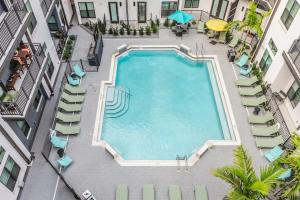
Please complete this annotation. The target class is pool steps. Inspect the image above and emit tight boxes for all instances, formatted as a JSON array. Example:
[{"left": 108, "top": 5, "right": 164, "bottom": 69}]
[{"left": 105, "top": 86, "right": 130, "bottom": 118}]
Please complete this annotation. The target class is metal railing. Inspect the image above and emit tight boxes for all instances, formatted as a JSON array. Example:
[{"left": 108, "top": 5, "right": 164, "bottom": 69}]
[
  {"left": 0, "top": 44, "right": 46, "bottom": 115},
  {"left": 40, "top": 0, "right": 54, "bottom": 16},
  {"left": 0, "top": 0, "right": 28, "bottom": 60},
  {"left": 181, "top": 10, "right": 212, "bottom": 22},
  {"left": 288, "top": 39, "right": 300, "bottom": 73}
]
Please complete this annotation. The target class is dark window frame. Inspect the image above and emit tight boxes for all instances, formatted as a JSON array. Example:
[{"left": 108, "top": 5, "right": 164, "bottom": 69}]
[
  {"left": 259, "top": 49, "right": 272, "bottom": 74},
  {"left": 184, "top": 0, "right": 200, "bottom": 8},
  {"left": 16, "top": 120, "right": 30, "bottom": 138},
  {"left": 161, "top": 1, "right": 178, "bottom": 18},
  {"left": 48, "top": 15, "right": 59, "bottom": 31},
  {"left": 33, "top": 90, "right": 42, "bottom": 110},
  {"left": 280, "top": 0, "right": 300, "bottom": 30},
  {"left": 0, "top": 156, "right": 20, "bottom": 192},
  {"left": 287, "top": 81, "right": 300, "bottom": 107},
  {"left": 46, "top": 54, "right": 54, "bottom": 80},
  {"left": 0, "top": 146, "right": 5, "bottom": 164},
  {"left": 78, "top": 2, "right": 96, "bottom": 18},
  {"left": 137, "top": 2, "right": 147, "bottom": 23},
  {"left": 108, "top": 2, "right": 119, "bottom": 23},
  {"left": 268, "top": 38, "right": 278, "bottom": 55}
]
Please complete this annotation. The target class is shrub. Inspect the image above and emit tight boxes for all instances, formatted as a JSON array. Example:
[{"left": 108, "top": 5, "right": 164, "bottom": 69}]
[
  {"left": 84, "top": 22, "right": 89, "bottom": 27},
  {"left": 133, "top": 29, "right": 137, "bottom": 35},
  {"left": 119, "top": 27, "right": 125, "bottom": 35},
  {"left": 156, "top": 18, "right": 160, "bottom": 26},
  {"left": 113, "top": 28, "right": 118, "bottom": 36},
  {"left": 69, "top": 35, "right": 76, "bottom": 40},
  {"left": 170, "top": 20, "right": 176, "bottom": 27},
  {"left": 126, "top": 27, "right": 131, "bottom": 35},
  {"left": 150, "top": 19, "right": 155, "bottom": 29},
  {"left": 67, "top": 40, "right": 73, "bottom": 45},
  {"left": 163, "top": 18, "right": 169, "bottom": 27},
  {"left": 139, "top": 27, "right": 144, "bottom": 36},
  {"left": 192, "top": 20, "right": 197, "bottom": 25},
  {"left": 63, "top": 49, "right": 71, "bottom": 60},
  {"left": 108, "top": 27, "right": 113, "bottom": 34},
  {"left": 152, "top": 25, "right": 158, "bottom": 34},
  {"left": 145, "top": 26, "right": 151, "bottom": 35}
]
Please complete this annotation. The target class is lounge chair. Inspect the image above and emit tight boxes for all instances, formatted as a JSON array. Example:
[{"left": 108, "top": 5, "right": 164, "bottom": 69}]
[
  {"left": 240, "top": 67, "right": 252, "bottom": 76},
  {"left": 228, "top": 35, "right": 240, "bottom": 48},
  {"left": 143, "top": 184, "right": 155, "bottom": 200},
  {"left": 234, "top": 53, "right": 249, "bottom": 67},
  {"left": 242, "top": 95, "right": 267, "bottom": 107},
  {"left": 207, "top": 30, "right": 215, "bottom": 38},
  {"left": 116, "top": 184, "right": 128, "bottom": 200},
  {"left": 61, "top": 92, "right": 85, "bottom": 103},
  {"left": 67, "top": 75, "right": 80, "bottom": 86},
  {"left": 56, "top": 111, "right": 81, "bottom": 123},
  {"left": 217, "top": 32, "right": 226, "bottom": 44},
  {"left": 50, "top": 135, "right": 68, "bottom": 149},
  {"left": 248, "top": 112, "right": 274, "bottom": 124},
  {"left": 55, "top": 122, "right": 80, "bottom": 135},
  {"left": 194, "top": 185, "right": 208, "bottom": 200},
  {"left": 73, "top": 64, "right": 86, "bottom": 78},
  {"left": 197, "top": 21, "right": 205, "bottom": 34},
  {"left": 278, "top": 168, "right": 292, "bottom": 180},
  {"left": 169, "top": 185, "right": 181, "bottom": 200},
  {"left": 239, "top": 85, "right": 262, "bottom": 96},
  {"left": 64, "top": 84, "right": 86, "bottom": 95},
  {"left": 255, "top": 135, "right": 285, "bottom": 148},
  {"left": 58, "top": 101, "right": 82, "bottom": 112},
  {"left": 264, "top": 145, "right": 284, "bottom": 162},
  {"left": 235, "top": 76, "right": 258, "bottom": 87},
  {"left": 57, "top": 154, "right": 73, "bottom": 168},
  {"left": 251, "top": 124, "right": 279, "bottom": 136}
]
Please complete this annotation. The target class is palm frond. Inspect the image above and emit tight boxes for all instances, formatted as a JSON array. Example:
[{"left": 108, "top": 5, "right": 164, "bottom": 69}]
[{"left": 213, "top": 166, "right": 242, "bottom": 188}]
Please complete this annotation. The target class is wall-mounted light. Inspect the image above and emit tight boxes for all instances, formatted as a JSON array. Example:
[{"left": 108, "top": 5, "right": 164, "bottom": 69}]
[
  {"left": 133, "top": 2, "right": 136, "bottom": 6},
  {"left": 119, "top": 2, "right": 122, "bottom": 6}
]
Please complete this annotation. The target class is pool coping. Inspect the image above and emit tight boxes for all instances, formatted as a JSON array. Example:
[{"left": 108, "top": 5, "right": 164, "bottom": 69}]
[{"left": 92, "top": 45, "right": 241, "bottom": 166}]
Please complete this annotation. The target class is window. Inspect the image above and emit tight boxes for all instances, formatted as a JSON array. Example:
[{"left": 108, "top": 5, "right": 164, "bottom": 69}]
[
  {"left": 184, "top": 0, "right": 200, "bottom": 8},
  {"left": 268, "top": 39, "right": 278, "bottom": 55},
  {"left": 48, "top": 15, "right": 59, "bottom": 31},
  {"left": 0, "top": 156, "right": 20, "bottom": 192},
  {"left": 78, "top": 2, "right": 96, "bottom": 18},
  {"left": 137, "top": 2, "right": 147, "bottom": 23},
  {"left": 16, "top": 120, "right": 30, "bottom": 138},
  {"left": 33, "top": 90, "right": 42, "bottom": 110},
  {"left": 287, "top": 81, "right": 300, "bottom": 107},
  {"left": 280, "top": 0, "right": 300, "bottom": 30},
  {"left": 0, "top": 146, "right": 5, "bottom": 164},
  {"left": 211, "top": 0, "right": 229, "bottom": 19},
  {"left": 161, "top": 1, "right": 178, "bottom": 17},
  {"left": 46, "top": 54, "right": 54, "bottom": 80},
  {"left": 26, "top": 1, "right": 37, "bottom": 33},
  {"left": 108, "top": 2, "right": 119, "bottom": 23},
  {"left": 259, "top": 50, "right": 272, "bottom": 74}
]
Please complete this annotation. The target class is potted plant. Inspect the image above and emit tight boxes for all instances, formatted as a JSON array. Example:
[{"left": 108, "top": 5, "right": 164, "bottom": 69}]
[
  {"left": 163, "top": 18, "right": 169, "bottom": 27},
  {"left": 120, "top": 27, "right": 125, "bottom": 35},
  {"left": 152, "top": 25, "right": 158, "bottom": 34},
  {"left": 133, "top": 28, "right": 137, "bottom": 36},
  {"left": 126, "top": 27, "right": 131, "bottom": 35},
  {"left": 139, "top": 27, "right": 144, "bottom": 36},
  {"left": 108, "top": 27, "right": 113, "bottom": 34},
  {"left": 145, "top": 26, "right": 151, "bottom": 35}
]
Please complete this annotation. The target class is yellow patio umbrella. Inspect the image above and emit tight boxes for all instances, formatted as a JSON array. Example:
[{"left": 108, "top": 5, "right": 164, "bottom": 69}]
[{"left": 206, "top": 19, "right": 228, "bottom": 32}]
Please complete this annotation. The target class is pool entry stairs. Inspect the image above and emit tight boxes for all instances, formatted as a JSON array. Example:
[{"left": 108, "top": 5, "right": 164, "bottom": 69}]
[
  {"left": 105, "top": 86, "right": 130, "bottom": 118},
  {"left": 176, "top": 155, "right": 189, "bottom": 172}
]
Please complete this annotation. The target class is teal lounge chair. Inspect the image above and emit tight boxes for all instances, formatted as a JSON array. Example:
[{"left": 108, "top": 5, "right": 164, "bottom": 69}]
[
  {"left": 73, "top": 64, "right": 86, "bottom": 78},
  {"left": 240, "top": 67, "right": 252, "bottom": 76},
  {"left": 218, "top": 32, "right": 226, "bottom": 44},
  {"left": 61, "top": 92, "right": 85, "bottom": 103},
  {"left": 143, "top": 184, "right": 155, "bottom": 200},
  {"left": 194, "top": 185, "right": 208, "bottom": 200},
  {"left": 64, "top": 84, "right": 86, "bottom": 95},
  {"left": 239, "top": 85, "right": 262, "bottom": 96},
  {"left": 55, "top": 122, "right": 80, "bottom": 135},
  {"left": 251, "top": 124, "right": 279, "bottom": 136},
  {"left": 50, "top": 135, "right": 68, "bottom": 149},
  {"left": 235, "top": 76, "right": 258, "bottom": 87},
  {"left": 264, "top": 146, "right": 284, "bottom": 162},
  {"left": 169, "top": 185, "right": 181, "bottom": 200},
  {"left": 116, "top": 184, "right": 128, "bottom": 200},
  {"left": 234, "top": 53, "right": 249, "bottom": 67},
  {"left": 67, "top": 75, "right": 80, "bottom": 86},
  {"left": 58, "top": 101, "right": 82, "bottom": 112},
  {"left": 255, "top": 135, "right": 285, "bottom": 148},
  {"left": 197, "top": 21, "right": 205, "bottom": 33},
  {"left": 242, "top": 96, "right": 267, "bottom": 107},
  {"left": 56, "top": 111, "right": 81, "bottom": 123},
  {"left": 57, "top": 155, "right": 73, "bottom": 168},
  {"left": 278, "top": 168, "right": 292, "bottom": 180},
  {"left": 248, "top": 112, "right": 274, "bottom": 124},
  {"left": 228, "top": 35, "right": 240, "bottom": 48}
]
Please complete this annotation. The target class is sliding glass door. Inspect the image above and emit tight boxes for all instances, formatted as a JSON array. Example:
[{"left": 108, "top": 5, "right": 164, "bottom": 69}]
[
  {"left": 138, "top": 2, "right": 147, "bottom": 23},
  {"left": 210, "top": 0, "right": 229, "bottom": 19},
  {"left": 108, "top": 2, "right": 119, "bottom": 23}
]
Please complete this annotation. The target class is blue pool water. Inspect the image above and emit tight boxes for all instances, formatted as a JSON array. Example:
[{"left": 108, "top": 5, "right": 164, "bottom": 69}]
[{"left": 101, "top": 50, "right": 230, "bottom": 160}]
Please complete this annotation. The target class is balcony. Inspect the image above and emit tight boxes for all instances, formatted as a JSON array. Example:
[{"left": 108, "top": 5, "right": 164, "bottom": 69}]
[
  {"left": 283, "top": 39, "right": 300, "bottom": 85},
  {"left": 0, "top": 44, "right": 46, "bottom": 116},
  {"left": 41, "top": 0, "right": 55, "bottom": 16},
  {"left": 254, "top": 0, "right": 276, "bottom": 10},
  {"left": 0, "top": 0, "right": 30, "bottom": 61}
]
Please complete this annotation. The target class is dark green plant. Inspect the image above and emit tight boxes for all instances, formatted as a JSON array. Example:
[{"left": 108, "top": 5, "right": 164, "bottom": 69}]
[
  {"left": 170, "top": 20, "right": 176, "bottom": 27},
  {"left": 163, "top": 18, "right": 169, "bottom": 27},
  {"left": 192, "top": 20, "right": 196, "bottom": 25},
  {"left": 108, "top": 27, "right": 113, "bottom": 34},
  {"left": 113, "top": 28, "right": 118, "bottom": 36},
  {"left": 103, "top": 14, "right": 107, "bottom": 34},
  {"left": 84, "top": 22, "right": 89, "bottom": 27},
  {"left": 126, "top": 27, "right": 131, "bottom": 35},
  {"left": 150, "top": 19, "right": 155, "bottom": 29},
  {"left": 133, "top": 29, "right": 137, "bottom": 35},
  {"left": 69, "top": 35, "right": 76, "bottom": 40},
  {"left": 139, "top": 27, "right": 144, "bottom": 36},
  {"left": 120, "top": 27, "right": 125, "bottom": 35},
  {"left": 63, "top": 49, "right": 71, "bottom": 60},
  {"left": 67, "top": 40, "right": 73, "bottom": 45},
  {"left": 97, "top": 18, "right": 103, "bottom": 34},
  {"left": 156, "top": 18, "right": 160, "bottom": 26},
  {"left": 145, "top": 26, "right": 151, "bottom": 35},
  {"left": 152, "top": 25, "right": 158, "bottom": 34}
]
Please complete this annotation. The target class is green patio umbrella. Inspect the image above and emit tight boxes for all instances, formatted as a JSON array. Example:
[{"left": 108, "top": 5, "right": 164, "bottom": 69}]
[{"left": 168, "top": 11, "right": 194, "bottom": 24}]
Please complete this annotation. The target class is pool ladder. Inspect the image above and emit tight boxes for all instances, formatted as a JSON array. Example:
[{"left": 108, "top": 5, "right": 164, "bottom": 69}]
[{"left": 176, "top": 155, "right": 189, "bottom": 173}]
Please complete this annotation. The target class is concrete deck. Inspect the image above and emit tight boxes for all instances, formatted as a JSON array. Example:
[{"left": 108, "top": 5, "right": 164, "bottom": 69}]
[{"left": 20, "top": 24, "right": 268, "bottom": 200}]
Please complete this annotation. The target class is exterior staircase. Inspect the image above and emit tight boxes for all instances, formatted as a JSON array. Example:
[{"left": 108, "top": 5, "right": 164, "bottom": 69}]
[{"left": 105, "top": 86, "right": 130, "bottom": 118}]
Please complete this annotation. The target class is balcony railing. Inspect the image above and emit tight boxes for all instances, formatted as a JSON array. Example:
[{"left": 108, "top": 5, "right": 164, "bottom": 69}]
[
  {"left": 0, "top": 44, "right": 46, "bottom": 116},
  {"left": 0, "top": 0, "right": 28, "bottom": 60},
  {"left": 41, "top": 0, "right": 54, "bottom": 16}
]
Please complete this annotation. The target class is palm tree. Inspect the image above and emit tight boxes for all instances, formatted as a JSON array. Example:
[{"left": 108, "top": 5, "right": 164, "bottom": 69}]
[{"left": 213, "top": 146, "right": 284, "bottom": 200}]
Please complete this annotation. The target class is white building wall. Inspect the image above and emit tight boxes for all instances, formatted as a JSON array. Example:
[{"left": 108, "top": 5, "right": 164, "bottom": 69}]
[
  {"left": 255, "top": 0, "right": 300, "bottom": 130},
  {"left": 61, "top": 0, "right": 74, "bottom": 25}
]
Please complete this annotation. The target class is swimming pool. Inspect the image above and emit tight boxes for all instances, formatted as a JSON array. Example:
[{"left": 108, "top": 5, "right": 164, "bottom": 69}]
[{"left": 98, "top": 47, "right": 237, "bottom": 162}]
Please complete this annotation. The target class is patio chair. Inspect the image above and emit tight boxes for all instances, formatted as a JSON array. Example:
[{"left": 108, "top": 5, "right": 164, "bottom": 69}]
[
  {"left": 242, "top": 95, "right": 267, "bottom": 107},
  {"left": 207, "top": 30, "right": 215, "bottom": 38},
  {"left": 56, "top": 111, "right": 81, "bottom": 123},
  {"left": 55, "top": 122, "right": 80, "bottom": 135},
  {"left": 50, "top": 134, "right": 68, "bottom": 149},
  {"left": 264, "top": 145, "right": 284, "bottom": 162},
  {"left": 57, "top": 154, "right": 73, "bottom": 168},
  {"left": 197, "top": 21, "right": 205, "bottom": 34},
  {"left": 64, "top": 84, "right": 86, "bottom": 95},
  {"left": 240, "top": 67, "right": 252, "bottom": 76},
  {"left": 143, "top": 184, "right": 155, "bottom": 200},
  {"left": 58, "top": 101, "right": 82, "bottom": 112},
  {"left": 235, "top": 76, "right": 258, "bottom": 87},
  {"left": 73, "top": 64, "right": 86, "bottom": 78},
  {"left": 239, "top": 85, "right": 262, "bottom": 96},
  {"left": 67, "top": 75, "right": 80, "bottom": 86},
  {"left": 248, "top": 112, "right": 274, "bottom": 124},
  {"left": 169, "top": 185, "right": 181, "bottom": 200},
  {"left": 251, "top": 124, "right": 279, "bottom": 137},
  {"left": 278, "top": 168, "right": 292, "bottom": 180},
  {"left": 217, "top": 32, "right": 226, "bottom": 44},
  {"left": 116, "top": 184, "right": 128, "bottom": 200},
  {"left": 61, "top": 92, "right": 85, "bottom": 103},
  {"left": 234, "top": 53, "right": 249, "bottom": 67},
  {"left": 228, "top": 35, "right": 240, "bottom": 48},
  {"left": 255, "top": 135, "right": 285, "bottom": 148},
  {"left": 194, "top": 185, "right": 208, "bottom": 200}
]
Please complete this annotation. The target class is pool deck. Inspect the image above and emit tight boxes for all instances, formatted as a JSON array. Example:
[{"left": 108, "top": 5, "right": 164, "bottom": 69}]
[{"left": 20, "top": 24, "right": 268, "bottom": 200}]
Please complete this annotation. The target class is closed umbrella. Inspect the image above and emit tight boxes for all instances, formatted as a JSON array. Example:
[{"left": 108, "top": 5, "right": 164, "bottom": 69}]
[{"left": 168, "top": 11, "right": 194, "bottom": 24}]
